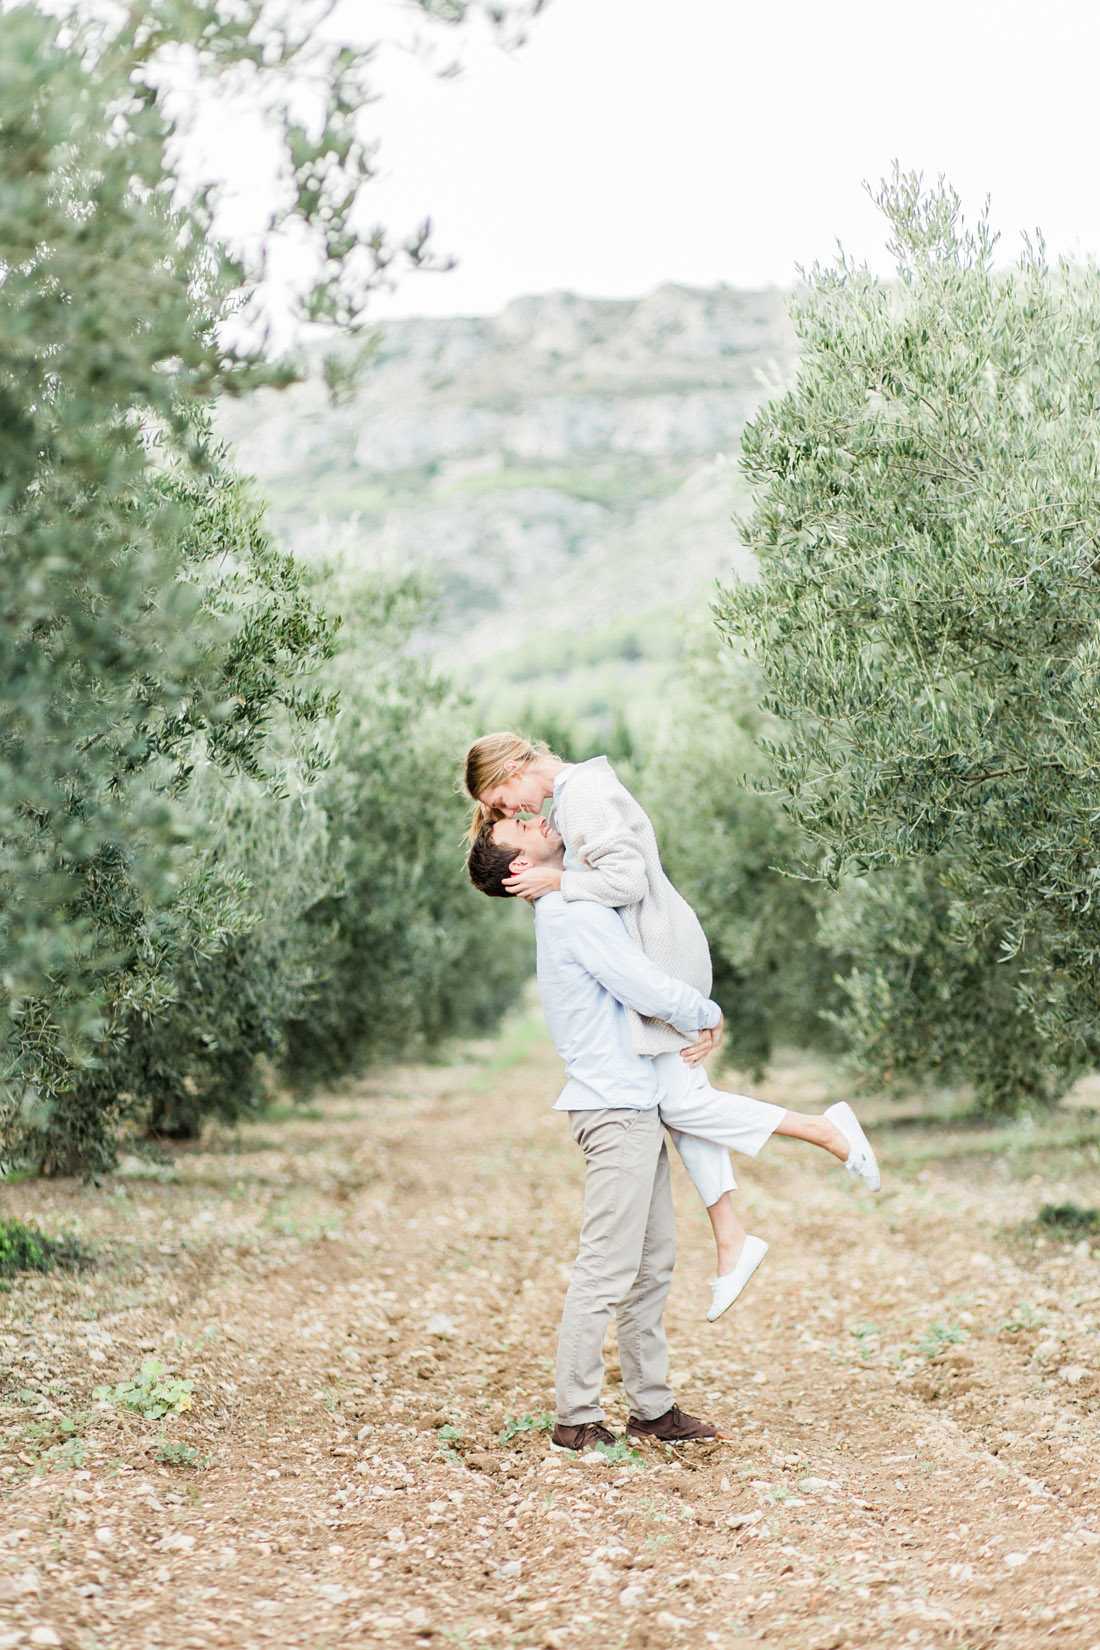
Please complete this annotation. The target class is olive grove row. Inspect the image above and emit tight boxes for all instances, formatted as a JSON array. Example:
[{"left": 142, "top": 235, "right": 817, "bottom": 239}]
[
  {"left": 652, "top": 173, "right": 1100, "bottom": 1113},
  {"left": 0, "top": 0, "right": 526, "bottom": 1174}
]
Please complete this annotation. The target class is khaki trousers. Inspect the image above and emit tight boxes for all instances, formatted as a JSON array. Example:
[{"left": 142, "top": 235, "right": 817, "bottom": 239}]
[{"left": 556, "top": 1107, "right": 676, "bottom": 1426}]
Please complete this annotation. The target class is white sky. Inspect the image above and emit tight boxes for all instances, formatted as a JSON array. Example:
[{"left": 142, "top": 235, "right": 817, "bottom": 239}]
[
  {"left": 346, "top": 0, "right": 1100, "bottom": 318},
  {"left": 184, "top": 0, "right": 1100, "bottom": 328}
]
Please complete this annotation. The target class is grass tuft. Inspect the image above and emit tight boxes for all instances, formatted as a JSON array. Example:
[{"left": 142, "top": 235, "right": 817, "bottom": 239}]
[
  {"left": 916, "top": 1319, "right": 967, "bottom": 1359},
  {"left": 0, "top": 1218, "right": 91, "bottom": 1279},
  {"left": 1037, "top": 1201, "right": 1100, "bottom": 1235},
  {"left": 498, "top": 1411, "right": 553, "bottom": 1444}
]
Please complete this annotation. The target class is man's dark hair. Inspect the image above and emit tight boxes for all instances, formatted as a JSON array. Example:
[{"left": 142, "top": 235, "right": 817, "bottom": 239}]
[{"left": 467, "top": 820, "right": 518, "bottom": 898}]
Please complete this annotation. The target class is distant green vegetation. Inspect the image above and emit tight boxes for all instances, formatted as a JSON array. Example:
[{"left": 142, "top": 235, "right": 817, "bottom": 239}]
[
  {"left": 437, "top": 461, "right": 684, "bottom": 509},
  {"left": 280, "top": 578, "right": 531, "bottom": 1093},
  {"left": 266, "top": 478, "right": 398, "bottom": 524},
  {"left": 466, "top": 605, "right": 692, "bottom": 754},
  {"left": 471, "top": 607, "right": 684, "bottom": 686},
  {"left": 638, "top": 646, "right": 846, "bottom": 1074},
  {"left": 262, "top": 458, "right": 687, "bottom": 535}
]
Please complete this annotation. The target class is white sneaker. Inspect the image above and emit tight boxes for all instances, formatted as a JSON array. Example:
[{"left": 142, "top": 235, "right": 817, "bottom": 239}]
[
  {"left": 825, "top": 1100, "right": 880, "bottom": 1192},
  {"left": 706, "top": 1235, "right": 769, "bottom": 1322}
]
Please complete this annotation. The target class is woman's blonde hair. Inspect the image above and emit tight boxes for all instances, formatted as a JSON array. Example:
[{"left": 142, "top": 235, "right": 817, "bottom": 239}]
[{"left": 463, "top": 731, "right": 551, "bottom": 842}]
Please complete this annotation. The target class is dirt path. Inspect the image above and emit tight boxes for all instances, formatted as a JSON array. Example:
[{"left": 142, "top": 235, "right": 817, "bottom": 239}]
[{"left": 3, "top": 1013, "right": 1100, "bottom": 1650}]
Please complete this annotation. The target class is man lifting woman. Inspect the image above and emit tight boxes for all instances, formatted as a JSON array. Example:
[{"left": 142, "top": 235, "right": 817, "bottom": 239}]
[{"left": 464, "top": 735, "right": 879, "bottom": 1452}]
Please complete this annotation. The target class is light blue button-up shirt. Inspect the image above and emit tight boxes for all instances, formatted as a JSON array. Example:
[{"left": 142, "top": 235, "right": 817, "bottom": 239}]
[{"left": 532, "top": 892, "right": 721, "bottom": 1112}]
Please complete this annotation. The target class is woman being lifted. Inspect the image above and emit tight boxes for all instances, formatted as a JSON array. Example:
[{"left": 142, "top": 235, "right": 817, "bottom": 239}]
[{"left": 464, "top": 732, "right": 879, "bottom": 1322}]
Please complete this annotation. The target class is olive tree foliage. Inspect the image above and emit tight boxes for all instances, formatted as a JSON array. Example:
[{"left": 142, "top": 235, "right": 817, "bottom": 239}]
[
  {"left": 0, "top": 0, "right": 387, "bottom": 1169},
  {"left": 816, "top": 862, "right": 1060, "bottom": 1111},
  {"left": 718, "top": 171, "right": 1100, "bottom": 1108},
  {"left": 640, "top": 643, "right": 845, "bottom": 1077},
  {"left": 282, "top": 578, "right": 530, "bottom": 1092},
  {"left": 1, "top": 0, "right": 538, "bottom": 1171},
  {"left": 3, "top": 417, "right": 340, "bottom": 1173},
  {"left": 59, "top": 772, "right": 336, "bottom": 1165}
]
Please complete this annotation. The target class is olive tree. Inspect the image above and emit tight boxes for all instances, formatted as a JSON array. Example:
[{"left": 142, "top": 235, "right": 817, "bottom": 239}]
[
  {"left": 1, "top": 0, "right": 539, "bottom": 1171},
  {"left": 282, "top": 577, "right": 530, "bottom": 1092},
  {"left": 719, "top": 171, "right": 1100, "bottom": 1108},
  {"left": 641, "top": 644, "right": 845, "bottom": 1076}
]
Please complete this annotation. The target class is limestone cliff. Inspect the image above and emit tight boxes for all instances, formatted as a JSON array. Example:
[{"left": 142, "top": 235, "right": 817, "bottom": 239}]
[{"left": 218, "top": 283, "right": 798, "bottom": 734}]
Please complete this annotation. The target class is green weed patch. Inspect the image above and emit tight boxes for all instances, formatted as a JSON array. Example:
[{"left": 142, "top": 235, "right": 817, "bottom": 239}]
[
  {"left": 498, "top": 1411, "right": 554, "bottom": 1444},
  {"left": 94, "top": 1358, "right": 194, "bottom": 1420},
  {"left": 154, "top": 1439, "right": 211, "bottom": 1468},
  {"left": 1037, "top": 1201, "right": 1100, "bottom": 1236},
  {"left": 594, "top": 1438, "right": 643, "bottom": 1465},
  {"left": 916, "top": 1320, "right": 967, "bottom": 1359},
  {"left": 0, "top": 1218, "right": 91, "bottom": 1279}
]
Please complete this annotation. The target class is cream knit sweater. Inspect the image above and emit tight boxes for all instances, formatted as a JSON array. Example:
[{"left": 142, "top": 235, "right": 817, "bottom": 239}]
[{"left": 554, "top": 756, "right": 714, "bottom": 1056}]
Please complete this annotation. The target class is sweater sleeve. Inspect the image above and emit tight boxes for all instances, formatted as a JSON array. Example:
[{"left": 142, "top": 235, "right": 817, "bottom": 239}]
[
  {"left": 557, "top": 780, "right": 649, "bottom": 908},
  {"left": 565, "top": 905, "right": 721, "bottom": 1033}
]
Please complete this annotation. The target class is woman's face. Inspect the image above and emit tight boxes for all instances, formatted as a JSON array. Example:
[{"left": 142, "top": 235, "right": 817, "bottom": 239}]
[{"left": 478, "top": 762, "right": 551, "bottom": 818}]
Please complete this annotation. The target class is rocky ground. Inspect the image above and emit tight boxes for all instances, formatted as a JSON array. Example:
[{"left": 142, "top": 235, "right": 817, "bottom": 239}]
[{"left": 3, "top": 1013, "right": 1100, "bottom": 1650}]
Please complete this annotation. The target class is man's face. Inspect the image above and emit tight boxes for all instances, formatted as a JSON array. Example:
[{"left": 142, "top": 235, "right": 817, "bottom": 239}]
[{"left": 491, "top": 814, "right": 563, "bottom": 868}]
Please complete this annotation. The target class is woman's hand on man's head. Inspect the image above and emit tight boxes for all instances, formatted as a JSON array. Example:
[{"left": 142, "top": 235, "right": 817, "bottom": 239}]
[{"left": 503, "top": 863, "right": 563, "bottom": 902}]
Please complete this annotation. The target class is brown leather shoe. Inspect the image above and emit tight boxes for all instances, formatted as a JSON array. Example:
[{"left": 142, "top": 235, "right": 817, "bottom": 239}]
[
  {"left": 626, "top": 1405, "right": 732, "bottom": 1443},
  {"left": 550, "top": 1420, "right": 617, "bottom": 1453}
]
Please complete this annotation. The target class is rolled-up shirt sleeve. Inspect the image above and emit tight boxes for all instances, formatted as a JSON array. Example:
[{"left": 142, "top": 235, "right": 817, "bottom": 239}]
[{"left": 565, "top": 904, "right": 721, "bottom": 1035}]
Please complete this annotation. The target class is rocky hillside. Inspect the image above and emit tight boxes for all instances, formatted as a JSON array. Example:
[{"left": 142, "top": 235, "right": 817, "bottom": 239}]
[{"left": 218, "top": 284, "right": 798, "bottom": 739}]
